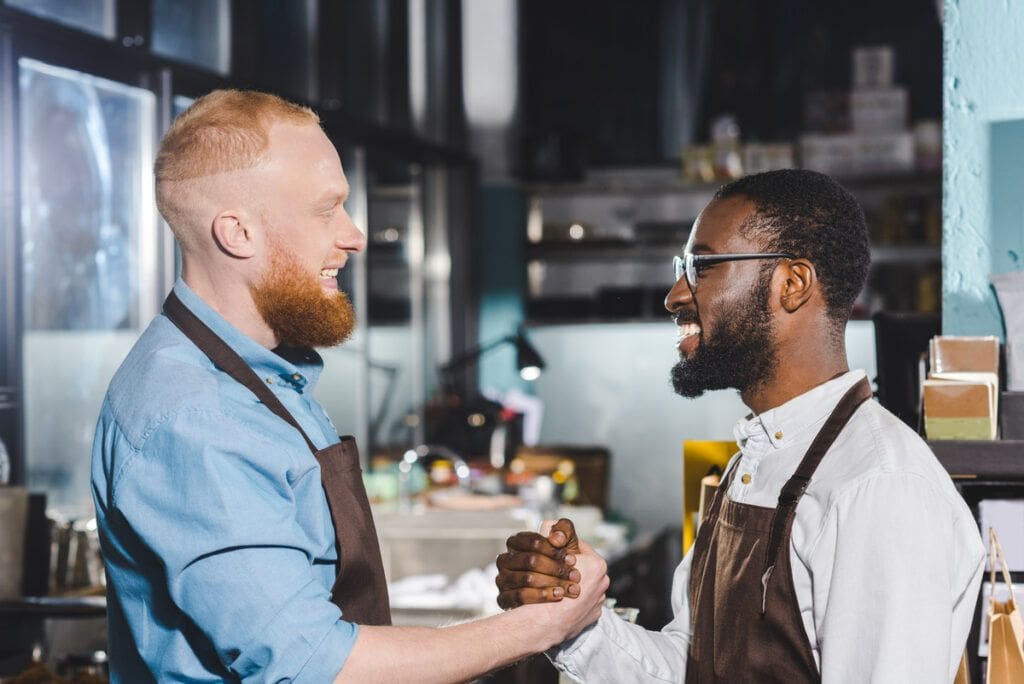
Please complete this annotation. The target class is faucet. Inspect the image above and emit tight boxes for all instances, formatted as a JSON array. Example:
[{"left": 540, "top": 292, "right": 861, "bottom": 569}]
[{"left": 397, "top": 444, "right": 471, "bottom": 511}]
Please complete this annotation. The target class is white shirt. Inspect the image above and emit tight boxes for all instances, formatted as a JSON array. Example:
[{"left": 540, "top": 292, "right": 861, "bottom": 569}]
[{"left": 551, "top": 370, "right": 985, "bottom": 683}]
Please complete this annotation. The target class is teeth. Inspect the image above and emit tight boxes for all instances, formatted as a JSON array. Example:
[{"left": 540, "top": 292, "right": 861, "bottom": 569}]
[
  {"left": 677, "top": 323, "right": 701, "bottom": 338},
  {"left": 319, "top": 268, "right": 339, "bottom": 278}
]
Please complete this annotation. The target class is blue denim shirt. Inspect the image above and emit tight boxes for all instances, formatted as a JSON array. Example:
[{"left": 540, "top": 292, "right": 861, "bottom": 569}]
[{"left": 92, "top": 279, "right": 359, "bottom": 683}]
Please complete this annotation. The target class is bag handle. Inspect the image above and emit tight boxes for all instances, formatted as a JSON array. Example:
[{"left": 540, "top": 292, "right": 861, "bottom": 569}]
[{"left": 989, "top": 527, "right": 1016, "bottom": 606}]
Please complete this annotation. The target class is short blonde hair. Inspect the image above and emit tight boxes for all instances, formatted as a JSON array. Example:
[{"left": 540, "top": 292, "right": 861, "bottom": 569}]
[{"left": 155, "top": 89, "right": 320, "bottom": 250}]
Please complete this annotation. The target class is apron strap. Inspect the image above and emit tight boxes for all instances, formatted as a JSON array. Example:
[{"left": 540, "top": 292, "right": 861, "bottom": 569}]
[
  {"left": 701, "top": 457, "right": 743, "bottom": 530},
  {"left": 761, "top": 377, "right": 873, "bottom": 612},
  {"left": 163, "top": 291, "right": 319, "bottom": 455}
]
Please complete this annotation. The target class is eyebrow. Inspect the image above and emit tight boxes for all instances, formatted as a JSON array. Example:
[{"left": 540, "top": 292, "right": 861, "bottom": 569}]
[
  {"left": 312, "top": 191, "right": 346, "bottom": 210},
  {"left": 688, "top": 242, "right": 715, "bottom": 254}
]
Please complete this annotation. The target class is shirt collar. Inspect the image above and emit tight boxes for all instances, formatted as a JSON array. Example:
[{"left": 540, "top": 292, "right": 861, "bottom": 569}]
[
  {"left": 732, "top": 370, "right": 868, "bottom": 449},
  {"left": 169, "top": 278, "right": 324, "bottom": 392}
]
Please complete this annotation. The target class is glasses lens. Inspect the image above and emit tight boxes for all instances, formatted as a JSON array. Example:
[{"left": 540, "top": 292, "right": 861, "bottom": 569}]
[
  {"left": 672, "top": 255, "right": 684, "bottom": 282},
  {"left": 685, "top": 253, "right": 698, "bottom": 292}
]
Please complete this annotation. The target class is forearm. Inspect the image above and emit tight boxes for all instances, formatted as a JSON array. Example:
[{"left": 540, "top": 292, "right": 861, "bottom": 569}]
[{"left": 334, "top": 606, "right": 560, "bottom": 684}]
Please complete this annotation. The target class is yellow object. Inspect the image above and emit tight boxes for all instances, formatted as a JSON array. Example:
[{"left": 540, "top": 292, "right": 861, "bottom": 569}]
[
  {"left": 683, "top": 440, "right": 738, "bottom": 552},
  {"left": 741, "top": 473, "right": 752, "bottom": 485}
]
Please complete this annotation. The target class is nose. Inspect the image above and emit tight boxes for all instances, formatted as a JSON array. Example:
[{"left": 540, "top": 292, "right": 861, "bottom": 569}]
[
  {"left": 337, "top": 210, "right": 367, "bottom": 253},
  {"left": 664, "top": 276, "right": 694, "bottom": 313}
]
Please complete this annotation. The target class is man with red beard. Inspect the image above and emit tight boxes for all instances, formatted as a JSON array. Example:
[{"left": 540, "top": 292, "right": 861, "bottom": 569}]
[
  {"left": 495, "top": 170, "right": 985, "bottom": 682},
  {"left": 91, "top": 90, "right": 608, "bottom": 683}
]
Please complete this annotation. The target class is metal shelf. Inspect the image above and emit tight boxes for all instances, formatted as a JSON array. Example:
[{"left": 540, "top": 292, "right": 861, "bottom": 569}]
[
  {"left": 525, "top": 171, "right": 941, "bottom": 198},
  {"left": 525, "top": 241, "right": 941, "bottom": 264},
  {"left": 0, "top": 596, "right": 105, "bottom": 618},
  {"left": 869, "top": 244, "right": 941, "bottom": 264}
]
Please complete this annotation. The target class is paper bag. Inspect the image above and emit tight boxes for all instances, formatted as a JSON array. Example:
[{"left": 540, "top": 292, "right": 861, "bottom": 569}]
[
  {"left": 954, "top": 650, "right": 970, "bottom": 684},
  {"left": 987, "top": 527, "right": 1024, "bottom": 684}
]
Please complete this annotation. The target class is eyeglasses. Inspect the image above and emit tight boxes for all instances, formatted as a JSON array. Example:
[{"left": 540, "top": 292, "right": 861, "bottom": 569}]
[{"left": 672, "top": 252, "right": 796, "bottom": 293}]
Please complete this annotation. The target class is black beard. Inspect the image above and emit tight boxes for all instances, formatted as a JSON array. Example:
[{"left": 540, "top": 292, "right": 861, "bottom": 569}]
[{"left": 670, "top": 271, "right": 778, "bottom": 398}]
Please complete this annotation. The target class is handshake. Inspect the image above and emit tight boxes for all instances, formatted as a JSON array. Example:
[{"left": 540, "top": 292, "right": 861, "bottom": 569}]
[{"left": 493, "top": 518, "right": 611, "bottom": 644}]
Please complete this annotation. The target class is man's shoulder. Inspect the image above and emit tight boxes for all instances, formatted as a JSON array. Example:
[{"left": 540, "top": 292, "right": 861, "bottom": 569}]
[
  {"left": 103, "top": 315, "right": 224, "bottom": 447},
  {"left": 814, "top": 399, "right": 959, "bottom": 504}
]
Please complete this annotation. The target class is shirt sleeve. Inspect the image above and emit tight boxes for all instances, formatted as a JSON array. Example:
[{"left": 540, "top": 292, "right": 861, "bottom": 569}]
[
  {"left": 807, "top": 471, "right": 981, "bottom": 683},
  {"left": 548, "top": 550, "right": 693, "bottom": 682},
  {"left": 111, "top": 408, "right": 357, "bottom": 683}
]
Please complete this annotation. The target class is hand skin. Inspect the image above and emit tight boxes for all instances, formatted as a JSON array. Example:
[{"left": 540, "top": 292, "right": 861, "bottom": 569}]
[
  {"left": 333, "top": 538, "right": 609, "bottom": 683},
  {"left": 496, "top": 518, "right": 584, "bottom": 609}
]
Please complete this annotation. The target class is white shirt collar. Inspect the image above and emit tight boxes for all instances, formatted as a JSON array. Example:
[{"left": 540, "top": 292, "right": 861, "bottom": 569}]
[{"left": 732, "top": 370, "right": 868, "bottom": 449}]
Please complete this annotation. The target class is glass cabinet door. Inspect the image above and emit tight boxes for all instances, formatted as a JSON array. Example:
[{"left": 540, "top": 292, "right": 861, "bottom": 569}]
[
  {"left": 19, "top": 58, "right": 157, "bottom": 518},
  {"left": 316, "top": 146, "right": 371, "bottom": 453},
  {"left": 5, "top": 0, "right": 115, "bottom": 38},
  {"left": 364, "top": 160, "right": 426, "bottom": 454},
  {"left": 319, "top": 155, "right": 429, "bottom": 458}
]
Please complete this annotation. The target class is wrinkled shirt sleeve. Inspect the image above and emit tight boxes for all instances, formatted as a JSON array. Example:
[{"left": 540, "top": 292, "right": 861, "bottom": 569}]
[
  {"left": 111, "top": 409, "right": 357, "bottom": 683},
  {"left": 808, "top": 471, "right": 985, "bottom": 683},
  {"left": 548, "top": 550, "right": 693, "bottom": 682}
]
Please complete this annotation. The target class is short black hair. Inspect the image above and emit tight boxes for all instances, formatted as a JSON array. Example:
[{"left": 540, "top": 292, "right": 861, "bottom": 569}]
[{"left": 713, "top": 169, "right": 870, "bottom": 326}]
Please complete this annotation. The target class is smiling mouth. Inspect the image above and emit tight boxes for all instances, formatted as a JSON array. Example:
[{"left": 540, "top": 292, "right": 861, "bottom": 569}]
[
  {"left": 676, "top": 321, "right": 701, "bottom": 354},
  {"left": 318, "top": 266, "right": 342, "bottom": 291}
]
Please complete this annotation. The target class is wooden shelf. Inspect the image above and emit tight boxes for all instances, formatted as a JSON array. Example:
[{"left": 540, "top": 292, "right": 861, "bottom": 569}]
[{"left": 928, "top": 440, "right": 1024, "bottom": 480}]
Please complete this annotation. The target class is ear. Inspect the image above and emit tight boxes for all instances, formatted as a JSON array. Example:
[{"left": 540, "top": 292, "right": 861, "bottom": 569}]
[
  {"left": 777, "top": 258, "right": 816, "bottom": 313},
  {"left": 211, "top": 210, "right": 257, "bottom": 259}
]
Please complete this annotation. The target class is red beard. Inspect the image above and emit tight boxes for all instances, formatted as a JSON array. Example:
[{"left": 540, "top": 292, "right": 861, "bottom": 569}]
[{"left": 251, "top": 243, "right": 356, "bottom": 348}]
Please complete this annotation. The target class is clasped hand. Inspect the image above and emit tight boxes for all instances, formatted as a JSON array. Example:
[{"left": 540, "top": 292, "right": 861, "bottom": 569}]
[{"left": 494, "top": 518, "right": 609, "bottom": 643}]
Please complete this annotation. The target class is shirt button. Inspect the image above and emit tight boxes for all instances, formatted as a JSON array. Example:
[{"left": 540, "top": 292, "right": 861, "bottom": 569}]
[
  {"left": 741, "top": 473, "right": 752, "bottom": 485},
  {"left": 265, "top": 377, "right": 273, "bottom": 384},
  {"left": 774, "top": 430, "right": 784, "bottom": 440}
]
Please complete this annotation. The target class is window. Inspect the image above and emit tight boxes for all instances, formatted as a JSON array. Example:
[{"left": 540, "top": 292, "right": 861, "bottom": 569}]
[
  {"left": 19, "top": 58, "right": 156, "bottom": 516},
  {"left": 5, "top": 0, "right": 115, "bottom": 38},
  {"left": 152, "top": 0, "right": 231, "bottom": 75}
]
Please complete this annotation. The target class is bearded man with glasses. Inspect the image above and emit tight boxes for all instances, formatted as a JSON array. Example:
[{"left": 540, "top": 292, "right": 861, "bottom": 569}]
[{"left": 495, "top": 169, "right": 984, "bottom": 683}]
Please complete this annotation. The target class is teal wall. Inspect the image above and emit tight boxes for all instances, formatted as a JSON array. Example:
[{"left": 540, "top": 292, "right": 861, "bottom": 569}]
[
  {"left": 943, "top": 2, "right": 1024, "bottom": 336},
  {"left": 477, "top": 182, "right": 528, "bottom": 393}
]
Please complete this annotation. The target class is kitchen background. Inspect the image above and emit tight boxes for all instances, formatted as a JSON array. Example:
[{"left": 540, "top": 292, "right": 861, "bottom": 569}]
[{"left": 0, "top": 0, "right": 1020, "bottom": 681}]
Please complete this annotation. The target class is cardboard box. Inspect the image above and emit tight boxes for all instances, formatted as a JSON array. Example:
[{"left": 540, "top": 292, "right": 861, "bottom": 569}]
[
  {"left": 930, "top": 336, "right": 1001, "bottom": 374},
  {"left": 851, "top": 87, "right": 909, "bottom": 134},
  {"left": 924, "top": 378, "right": 998, "bottom": 440},
  {"left": 743, "top": 143, "right": 796, "bottom": 175},
  {"left": 853, "top": 45, "right": 895, "bottom": 88},
  {"left": 800, "top": 132, "right": 914, "bottom": 177}
]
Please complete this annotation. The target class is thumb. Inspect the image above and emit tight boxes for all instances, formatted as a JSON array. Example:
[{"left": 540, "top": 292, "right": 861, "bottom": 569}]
[{"left": 548, "top": 518, "right": 580, "bottom": 553}]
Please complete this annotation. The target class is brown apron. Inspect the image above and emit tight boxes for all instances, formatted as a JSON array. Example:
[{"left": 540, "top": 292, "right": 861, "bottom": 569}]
[
  {"left": 163, "top": 292, "right": 392, "bottom": 626},
  {"left": 686, "top": 378, "right": 872, "bottom": 683}
]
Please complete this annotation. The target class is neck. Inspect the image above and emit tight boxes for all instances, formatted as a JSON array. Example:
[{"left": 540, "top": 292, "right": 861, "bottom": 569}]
[
  {"left": 741, "top": 339, "right": 850, "bottom": 415},
  {"left": 181, "top": 262, "right": 279, "bottom": 349}
]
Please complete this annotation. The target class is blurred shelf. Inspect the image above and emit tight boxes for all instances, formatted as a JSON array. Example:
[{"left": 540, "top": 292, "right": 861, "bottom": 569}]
[
  {"left": 0, "top": 596, "right": 106, "bottom": 618},
  {"left": 526, "top": 171, "right": 940, "bottom": 198},
  {"left": 928, "top": 440, "right": 1024, "bottom": 480},
  {"left": 525, "top": 241, "right": 940, "bottom": 264},
  {"left": 869, "top": 244, "right": 941, "bottom": 264},
  {"left": 524, "top": 170, "right": 942, "bottom": 324},
  {"left": 526, "top": 240, "right": 682, "bottom": 262},
  {"left": 526, "top": 315, "right": 670, "bottom": 327}
]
